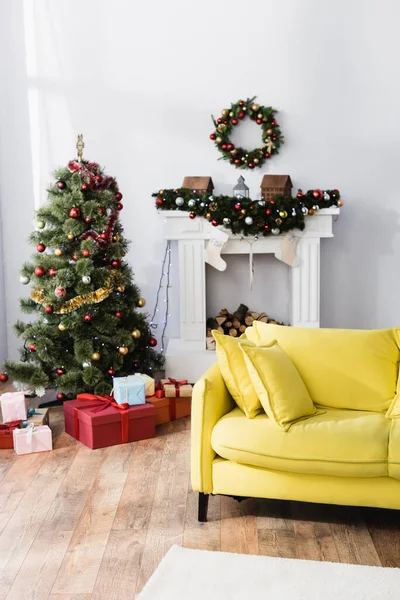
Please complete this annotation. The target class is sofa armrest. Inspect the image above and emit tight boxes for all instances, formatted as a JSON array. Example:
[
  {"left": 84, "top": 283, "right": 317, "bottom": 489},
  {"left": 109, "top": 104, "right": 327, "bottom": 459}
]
[{"left": 191, "top": 362, "right": 235, "bottom": 494}]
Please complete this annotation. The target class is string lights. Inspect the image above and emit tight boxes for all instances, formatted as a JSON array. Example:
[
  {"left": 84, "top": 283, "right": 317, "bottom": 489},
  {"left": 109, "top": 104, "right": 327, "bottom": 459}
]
[{"left": 149, "top": 240, "right": 172, "bottom": 354}]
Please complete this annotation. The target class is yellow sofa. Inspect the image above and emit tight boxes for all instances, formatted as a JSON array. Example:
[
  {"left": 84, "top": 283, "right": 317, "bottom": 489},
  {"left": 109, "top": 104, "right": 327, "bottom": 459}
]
[{"left": 191, "top": 324, "right": 400, "bottom": 521}]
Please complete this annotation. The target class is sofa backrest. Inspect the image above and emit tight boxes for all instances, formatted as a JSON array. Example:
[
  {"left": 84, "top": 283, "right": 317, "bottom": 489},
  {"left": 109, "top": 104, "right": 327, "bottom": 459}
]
[{"left": 246, "top": 323, "right": 400, "bottom": 412}]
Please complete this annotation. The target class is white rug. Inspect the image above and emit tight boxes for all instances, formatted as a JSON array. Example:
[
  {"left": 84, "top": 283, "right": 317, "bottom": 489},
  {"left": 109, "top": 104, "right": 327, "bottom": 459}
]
[{"left": 138, "top": 545, "right": 400, "bottom": 599}]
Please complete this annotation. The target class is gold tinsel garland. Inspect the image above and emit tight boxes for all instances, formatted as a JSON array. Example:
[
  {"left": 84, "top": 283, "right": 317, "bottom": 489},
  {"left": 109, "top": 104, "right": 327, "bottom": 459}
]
[{"left": 32, "top": 273, "right": 119, "bottom": 314}]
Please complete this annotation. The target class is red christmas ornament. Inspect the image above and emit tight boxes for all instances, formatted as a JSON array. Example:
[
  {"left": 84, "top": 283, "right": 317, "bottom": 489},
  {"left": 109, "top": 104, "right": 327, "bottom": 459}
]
[
  {"left": 56, "top": 392, "right": 66, "bottom": 400},
  {"left": 264, "top": 153, "right": 271, "bottom": 158},
  {"left": 99, "top": 207, "right": 106, "bottom": 215},
  {"left": 111, "top": 259, "right": 121, "bottom": 269},
  {"left": 34, "top": 266, "right": 45, "bottom": 277},
  {"left": 49, "top": 267, "right": 57, "bottom": 277},
  {"left": 116, "top": 202, "right": 123, "bottom": 210},
  {"left": 211, "top": 219, "right": 219, "bottom": 227},
  {"left": 149, "top": 337, "right": 157, "bottom": 347},
  {"left": 115, "top": 192, "right": 123, "bottom": 201},
  {"left": 239, "top": 100, "right": 245, "bottom": 106},
  {"left": 54, "top": 287, "right": 66, "bottom": 298},
  {"left": 82, "top": 249, "right": 90, "bottom": 258},
  {"left": 29, "top": 344, "right": 36, "bottom": 352},
  {"left": 189, "top": 213, "right": 196, "bottom": 219},
  {"left": 270, "top": 200, "right": 275, "bottom": 205},
  {"left": 221, "top": 144, "right": 227, "bottom": 150},
  {"left": 100, "top": 232, "right": 107, "bottom": 240},
  {"left": 271, "top": 120, "right": 277, "bottom": 126},
  {"left": 45, "top": 305, "right": 53, "bottom": 314},
  {"left": 227, "top": 144, "right": 234, "bottom": 150},
  {"left": 69, "top": 207, "right": 81, "bottom": 219},
  {"left": 81, "top": 183, "right": 88, "bottom": 191},
  {"left": 297, "top": 192, "right": 304, "bottom": 199},
  {"left": 234, "top": 159, "right": 241, "bottom": 165},
  {"left": 266, "top": 209, "right": 272, "bottom": 215},
  {"left": 57, "top": 180, "right": 66, "bottom": 190},
  {"left": 116, "top": 311, "right": 124, "bottom": 319},
  {"left": 313, "top": 189, "right": 323, "bottom": 200},
  {"left": 217, "top": 118, "right": 223, "bottom": 124},
  {"left": 36, "top": 243, "right": 45, "bottom": 253},
  {"left": 107, "top": 368, "right": 115, "bottom": 376},
  {"left": 238, "top": 111, "right": 245, "bottom": 119},
  {"left": 234, "top": 202, "right": 242, "bottom": 210},
  {"left": 256, "top": 119, "right": 262, "bottom": 125},
  {"left": 95, "top": 175, "right": 103, "bottom": 183},
  {"left": 0, "top": 373, "right": 9, "bottom": 383},
  {"left": 83, "top": 314, "right": 92, "bottom": 322},
  {"left": 209, "top": 133, "right": 216, "bottom": 140},
  {"left": 72, "top": 253, "right": 78, "bottom": 261},
  {"left": 272, "top": 135, "right": 277, "bottom": 141},
  {"left": 264, "top": 224, "right": 270, "bottom": 230},
  {"left": 84, "top": 217, "right": 92, "bottom": 224},
  {"left": 231, "top": 119, "right": 238, "bottom": 126},
  {"left": 155, "top": 197, "right": 164, "bottom": 206},
  {"left": 248, "top": 163, "right": 255, "bottom": 169},
  {"left": 56, "top": 368, "right": 65, "bottom": 376}
]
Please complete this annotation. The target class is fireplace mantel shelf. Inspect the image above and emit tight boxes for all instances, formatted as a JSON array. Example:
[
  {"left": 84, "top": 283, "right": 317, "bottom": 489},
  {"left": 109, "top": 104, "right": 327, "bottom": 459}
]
[{"left": 161, "top": 208, "right": 340, "bottom": 380}]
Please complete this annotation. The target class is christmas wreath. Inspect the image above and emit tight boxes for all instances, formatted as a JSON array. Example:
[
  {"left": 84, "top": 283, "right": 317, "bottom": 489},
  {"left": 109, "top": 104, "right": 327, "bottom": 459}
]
[
  {"left": 210, "top": 97, "right": 283, "bottom": 169},
  {"left": 154, "top": 188, "right": 343, "bottom": 237}
]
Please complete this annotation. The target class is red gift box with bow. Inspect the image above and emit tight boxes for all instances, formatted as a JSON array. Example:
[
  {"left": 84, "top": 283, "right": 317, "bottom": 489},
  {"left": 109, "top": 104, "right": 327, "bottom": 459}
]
[
  {"left": 0, "top": 420, "right": 22, "bottom": 449},
  {"left": 64, "top": 394, "right": 155, "bottom": 449}
]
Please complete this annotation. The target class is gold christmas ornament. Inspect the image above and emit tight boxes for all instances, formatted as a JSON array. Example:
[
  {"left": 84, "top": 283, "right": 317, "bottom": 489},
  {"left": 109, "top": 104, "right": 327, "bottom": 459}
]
[
  {"left": 54, "top": 248, "right": 63, "bottom": 257},
  {"left": 241, "top": 209, "right": 246, "bottom": 215},
  {"left": 251, "top": 103, "right": 260, "bottom": 111},
  {"left": 221, "top": 108, "right": 229, "bottom": 117},
  {"left": 308, "top": 208, "right": 315, "bottom": 216},
  {"left": 137, "top": 297, "right": 146, "bottom": 308},
  {"left": 257, "top": 113, "right": 263, "bottom": 119},
  {"left": 205, "top": 212, "right": 211, "bottom": 219},
  {"left": 113, "top": 235, "right": 120, "bottom": 242},
  {"left": 217, "top": 123, "right": 227, "bottom": 133},
  {"left": 58, "top": 323, "right": 67, "bottom": 331},
  {"left": 209, "top": 202, "right": 217, "bottom": 211},
  {"left": 131, "top": 329, "right": 141, "bottom": 339},
  {"left": 117, "top": 285, "right": 125, "bottom": 293},
  {"left": 91, "top": 352, "right": 101, "bottom": 360},
  {"left": 230, "top": 149, "right": 237, "bottom": 156},
  {"left": 253, "top": 158, "right": 259, "bottom": 164},
  {"left": 229, "top": 111, "right": 234, "bottom": 117},
  {"left": 275, "top": 218, "right": 283, "bottom": 225},
  {"left": 159, "top": 189, "right": 164, "bottom": 195},
  {"left": 279, "top": 210, "right": 288, "bottom": 218},
  {"left": 119, "top": 346, "right": 129, "bottom": 355},
  {"left": 266, "top": 129, "right": 273, "bottom": 135},
  {"left": 67, "top": 233, "right": 74, "bottom": 241},
  {"left": 337, "top": 199, "right": 344, "bottom": 207},
  {"left": 216, "top": 136, "right": 222, "bottom": 143}
]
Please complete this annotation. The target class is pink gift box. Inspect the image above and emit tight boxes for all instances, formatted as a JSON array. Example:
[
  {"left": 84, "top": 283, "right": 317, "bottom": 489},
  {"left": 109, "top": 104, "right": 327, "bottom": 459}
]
[
  {"left": 1, "top": 392, "right": 27, "bottom": 423},
  {"left": 13, "top": 425, "right": 52, "bottom": 455}
]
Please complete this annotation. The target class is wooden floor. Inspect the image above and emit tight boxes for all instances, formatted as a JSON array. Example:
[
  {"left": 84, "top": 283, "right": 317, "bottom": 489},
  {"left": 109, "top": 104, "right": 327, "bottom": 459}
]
[{"left": 1, "top": 405, "right": 400, "bottom": 599}]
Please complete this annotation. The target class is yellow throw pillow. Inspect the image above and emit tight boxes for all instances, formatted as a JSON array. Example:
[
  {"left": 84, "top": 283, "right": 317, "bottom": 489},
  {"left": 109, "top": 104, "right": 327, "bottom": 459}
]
[
  {"left": 212, "top": 330, "right": 262, "bottom": 418},
  {"left": 240, "top": 341, "right": 317, "bottom": 431}
]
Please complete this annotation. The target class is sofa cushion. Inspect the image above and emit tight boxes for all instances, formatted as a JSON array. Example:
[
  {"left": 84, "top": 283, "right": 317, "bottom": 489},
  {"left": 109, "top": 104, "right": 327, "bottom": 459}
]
[
  {"left": 211, "top": 407, "right": 390, "bottom": 478},
  {"left": 246, "top": 322, "right": 400, "bottom": 412},
  {"left": 212, "top": 331, "right": 262, "bottom": 418},
  {"left": 240, "top": 342, "right": 317, "bottom": 431}
]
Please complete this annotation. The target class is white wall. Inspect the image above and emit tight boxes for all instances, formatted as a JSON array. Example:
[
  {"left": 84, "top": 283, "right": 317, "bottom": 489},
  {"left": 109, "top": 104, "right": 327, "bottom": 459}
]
[{"left": 1, "top": 0, "right": 400, "bottom": 359}]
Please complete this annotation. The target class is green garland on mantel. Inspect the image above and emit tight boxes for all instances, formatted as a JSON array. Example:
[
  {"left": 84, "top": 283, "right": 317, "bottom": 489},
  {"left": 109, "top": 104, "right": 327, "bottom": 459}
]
[{"left": 154, "top": 188, "right": 343, "bottom": 237}]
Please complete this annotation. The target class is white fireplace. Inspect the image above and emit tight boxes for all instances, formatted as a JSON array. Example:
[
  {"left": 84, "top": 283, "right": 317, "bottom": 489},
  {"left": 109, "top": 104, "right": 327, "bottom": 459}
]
[{"left": 162, "top": 208, "right": 339, "bottom": 381}]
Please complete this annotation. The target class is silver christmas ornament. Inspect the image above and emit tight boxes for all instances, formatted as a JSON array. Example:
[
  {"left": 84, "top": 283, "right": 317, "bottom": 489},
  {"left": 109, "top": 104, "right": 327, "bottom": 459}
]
[
  {"left": 245, "top": 216, "right": 253, "bottom": 225},
  {"left": 222, "top": 218, "right": 231, "bottom": 226},
  {"left": 20, "top": 275, "right": 30, "bottom": 285},
  {"left": 82, "top": 275, "right": 91, "bottom": 284},
  {"left": 200, "top": 202, "right": 205, "bottom": 208},
  {"left": 175, "top": 197, "right": 184, "bottom": 206},
  {"left": 271, "top": 228, "right": 280, "bottom": 235},
  {"left": 301, "top": 207, "right": 308, "bottom": 215},
  {"left": 312, "top": 205, "right": 319, "bottom": 211},
  {"left": 82, "top": 361, "right": 91, "bottom": 369},
  {"left": 323, "top": 192, "right": 330, "bottom": 200},
  {"left": 292, "top": 208, "right": 297, "bottom": 216},
  {"left": 258, "top": 200, "right": 266, "bottom": 207},
  {"left": 188, "top": 199, "right": 196, "bottom": 208}
]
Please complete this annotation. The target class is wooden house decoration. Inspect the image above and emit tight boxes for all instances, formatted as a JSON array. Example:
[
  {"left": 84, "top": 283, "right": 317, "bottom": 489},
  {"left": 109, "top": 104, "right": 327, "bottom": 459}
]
[
  {"left": 182, "top": 177, "right": 214, "bottom": 194},
  {"left": 261, "top": 175, "right": 292, "bottom": 201}
]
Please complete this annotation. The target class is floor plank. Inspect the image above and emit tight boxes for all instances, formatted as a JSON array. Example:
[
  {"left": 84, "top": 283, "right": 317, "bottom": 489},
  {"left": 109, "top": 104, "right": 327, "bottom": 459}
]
[
  {"left": 183, "top": 486, "right": 221, "bottom": 551},
  {"left": 220, "top": 496, "right": 259, "bottom": 555},
  {"left": 363, "top": 507, "right": 400, "bottom": 567},
  {"left": 51, "top": 470, "right": 127, "bottom": 595},
  {"left": 257, "top": 499, "right": 297, "bottom": 558},
  {"left": 328, "top": 505, "right": 381, "bottom": 566},
  {"left": 0, "top": 449, "right": 17, "bottom": 484},
  {"left": 290, "top": 502, "right": 340, "bottom": 562}
]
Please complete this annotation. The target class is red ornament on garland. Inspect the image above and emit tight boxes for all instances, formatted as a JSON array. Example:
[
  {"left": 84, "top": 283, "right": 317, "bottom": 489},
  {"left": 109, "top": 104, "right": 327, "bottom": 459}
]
[
  {"left": 211, "top": 220, "right": 219, "bottom": 227},
  {"left": 231, "top": 119, "right": 238, "bottom": 126},
  {"left": 239, "top": 100, "right": 245, "bottom": 106},
  {"left": 264, "top": 224, "right": 270, "bottom": 231},
  {"left": 264, "top": 153, "right": 271, "bottom": 158},
  {"left": 227, "top": 144, "right": 234, "bottom": 150},
  {"left": 313, "top": 189, "right": 323, "bottom": 200},
  {"left": 149, "top": 337, "right": 157, "bottom": 347},
  {"left": 115, "top": 192, "right": 123, "bottom": 200},
  {"left": 45, "top": 305, "right": 54, "bottom": 314},
  {"left": 29, "top": 344, "right": 36, "bottom": 352},
  {"left": 217, "top": 118, "right": 223, "bottom": 124},
  {"left": 297, "top": 191, "right": 304, "bottom": 199},
  {"left": 155, "top": 197, "right": 164, "bottom": 206},
  {"left": 266, "top": 209, "right": 272, "bottom": 215},
  {"left": 107, "top": 368, "right": 115, "bottom": 376},
  {"left": 95, "top": 175, "right": 103, "bottom": 183},
  {"left": 209, "top": 133, "right": 216, "bottom": 140},
  {"left": 111, "top": 259, "right": 121, "bottom": 269},
  {"left": 34, "top": 266, "right": 45, "bottom": 277},
  {"left": 84, "top": 217, "right": 92, "bottom": 224},
  {"left": 248, "top": 163, "right": 255, "bottom": 169},
  {"left": 36, "top": 243, "right": 45, "bottom": 253},
  {"left": 221, "top": 144, "right": 227, "bottom": 150},
  {"left": 269, "top": 200, "right": 275, "bottom": 205},
  {"left": 72, "top": 253, "right": 78, "bottom": 261},
  {"left": 82, "top": 249, "right": 90, "bottom": 258},
  {"left": 57, "top": 180, "right": 66, "bottom": 190},
  {"left": 81, "top": 183, "right": 88, "bottom": 191},
  {"left": 234, "top": 159, "right": 241, "bottom": 165},
  {"left": 271, "top": 120, "right": 277, "bottom": 126},
  {"left": 256, "top": 119, "right": 263, "bottom": 125},
  {"left": 115, "top": 311, "right": 124, "bottom": 319},
  {"left": 83, "top": 314, "right": 92, "bottom": 322},
  {"left": 56, "top": 392, "right": 66, "bottom": 400},
  {"left": 69, "top": 207, "right": 81, "bottom": 219},
  {"left": 56, "top": 368, "right": 65, "bottom": 376},
  {"left": 0, "top": 373, "right": 9, "bottom": 383},
  {"left": 238, "top": 111, "right": 245, "bottom": 119},
  {"left": 234, "top": 202, "right": 241, "bottom": 210},
  {"left": 100, "top": 233, "right": 107, "bottom": 240},
  {"left": 189, "top": 213, "right": 196, "bottom": 219},
  {"left": 49, "top": 267, "right": 57, "bottom": 277},
  {"left": 116, "top": 202, "right": 123, "bottom": 211},
  {"left": 99, "top": 207, "right": 106, "bottom": 215}
]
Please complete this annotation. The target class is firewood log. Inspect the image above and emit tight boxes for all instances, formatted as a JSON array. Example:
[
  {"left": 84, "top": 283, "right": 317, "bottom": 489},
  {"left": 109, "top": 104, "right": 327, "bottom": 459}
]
[
  {"left": 219, "top": 308, "right": 229, "bottom": 316},
  {"left": 217, "top": 326, "right": 224, "bottom": 333},
  {"left": 259, "top": 316, "right": 268, "bottom": 323},
  {"left": 239, "top": 325, "right": 246, "bottom": 333},
  {"left": 216, "top": 316, "right": 227, "bottom": 326},
  {"left": 245, "top": 315, "right": 254, "bottom": 326},
  {"left": 232, "top": 318, "right": 240, "bottom": 329},
  {"left": 229, "top": 328, "right": 238, "bottom": 337},
  {"left": 206, "top": 317, "right": 218, "bottom": 329},
  {"left": 225, "top": 321, "right": 232, "bottom": 328},
  {"left": 233, "top": 304, "right": 249, "bottom": 321}
]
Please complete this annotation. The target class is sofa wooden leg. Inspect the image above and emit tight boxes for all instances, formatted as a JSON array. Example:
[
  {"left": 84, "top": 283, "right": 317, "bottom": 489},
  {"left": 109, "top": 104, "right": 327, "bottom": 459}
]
[{"left": 198, "top": 492, "right": 209, "bottom": 522}]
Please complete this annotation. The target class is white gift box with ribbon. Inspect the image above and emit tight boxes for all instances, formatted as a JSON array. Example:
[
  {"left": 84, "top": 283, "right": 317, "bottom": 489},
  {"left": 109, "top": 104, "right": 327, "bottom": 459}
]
[
  {"left": 1, "top": 392, "right": 27, "bottom": 423},
  {"left": 134, "top": 373, "right": 155, "bottom": 397},
  {"left": 13, "top": 424, "right": 52, "bottom": 455}
]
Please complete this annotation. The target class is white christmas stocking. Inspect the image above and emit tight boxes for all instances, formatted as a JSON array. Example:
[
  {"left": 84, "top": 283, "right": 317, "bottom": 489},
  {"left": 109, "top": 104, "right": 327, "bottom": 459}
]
[
  {"left": 275, "top": 232, "right": 302, "bottom": 267},
  {"left": 205, "top": 228, "right": 229, "bottom": 271}
]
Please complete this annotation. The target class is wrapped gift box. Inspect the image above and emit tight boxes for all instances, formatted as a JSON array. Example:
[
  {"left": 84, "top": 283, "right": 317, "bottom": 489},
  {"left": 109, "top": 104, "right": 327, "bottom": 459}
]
[
  {"left": 23, "top": 406, "right": 49, "bottom": 428},
  {"left": 134, "top": 373, "right": 155, "bottom": 397},
  {"left": 146, "top": 396, "right": 171, "bottom": 425},
  {"left": 113, "top": 375, "right": 145, "bottom": 406},
  {"left": 13, "top": 425, "right": 52, "bottom": 455},
  {"left": 64, "top": 395, "right": 156, "bottom": 449},
  {"left": 1, "top": 392, "right": 27, "bottom": 423},
  {"left": 160, "top": 379, "right": 192, "bottom": 399},
  {"left": 0, "top": 420, "right": 22, "bottom": 449},
  {"left": 147, "top": 394, "right": 191, "bottom": 422}
]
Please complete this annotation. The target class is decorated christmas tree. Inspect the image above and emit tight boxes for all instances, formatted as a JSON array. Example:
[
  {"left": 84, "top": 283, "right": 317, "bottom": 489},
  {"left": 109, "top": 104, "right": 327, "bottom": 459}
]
[{"left": 1, "top": 137, "right": 162, "bottom": 402}]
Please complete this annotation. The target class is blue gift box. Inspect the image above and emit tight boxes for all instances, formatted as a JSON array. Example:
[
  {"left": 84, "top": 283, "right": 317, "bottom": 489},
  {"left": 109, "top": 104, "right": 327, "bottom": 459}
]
[{"left": 113, "top": 375, "right": 146, "bottom": 406}]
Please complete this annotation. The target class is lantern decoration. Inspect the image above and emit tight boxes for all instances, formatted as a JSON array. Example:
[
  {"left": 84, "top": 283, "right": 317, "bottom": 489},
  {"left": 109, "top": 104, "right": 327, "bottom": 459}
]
[{"left": 233, "top": 176, "right": 250, "bottom": 199}]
